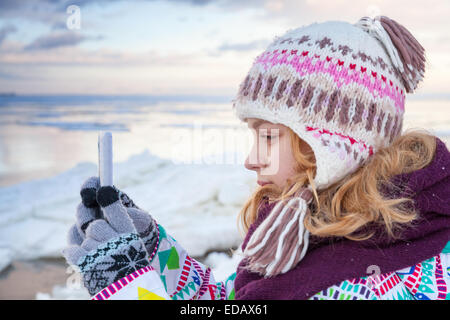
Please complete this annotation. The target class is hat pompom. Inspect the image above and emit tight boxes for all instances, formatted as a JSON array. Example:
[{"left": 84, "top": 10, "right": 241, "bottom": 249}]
[{"left": 355, "top": 15, "right": 426, "bottom": 93}]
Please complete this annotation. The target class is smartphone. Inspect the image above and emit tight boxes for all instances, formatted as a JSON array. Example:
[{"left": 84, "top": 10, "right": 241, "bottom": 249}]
[{"left": 98, "top": 131, "right": 113, "bottom": 187}]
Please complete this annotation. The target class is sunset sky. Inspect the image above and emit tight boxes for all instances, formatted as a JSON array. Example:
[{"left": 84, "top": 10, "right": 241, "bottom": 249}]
[{"left": 0, "top": 0, "right": 449, "bottom": 96}]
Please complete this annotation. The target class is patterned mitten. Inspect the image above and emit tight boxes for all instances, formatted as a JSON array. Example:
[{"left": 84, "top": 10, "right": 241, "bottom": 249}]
[
  {"left": 67, "top": 176, "right": 159, "bottom": 259},
  {"left": 62, "top": 186, "right": 152, "bottom": 296}
]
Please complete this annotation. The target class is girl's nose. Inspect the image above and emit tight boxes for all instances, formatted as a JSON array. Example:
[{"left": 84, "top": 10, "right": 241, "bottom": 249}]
[
  {"left": 244, "top": 145, "right": 268, "bottom": 172},
  {"left": 244, "top": 155, "right": 258, "bottom": 171}
]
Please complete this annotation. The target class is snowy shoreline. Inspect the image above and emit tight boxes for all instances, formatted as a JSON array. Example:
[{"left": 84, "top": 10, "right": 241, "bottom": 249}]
[{"left": 0, "top": 149, "right": 255, "bottom": 299}]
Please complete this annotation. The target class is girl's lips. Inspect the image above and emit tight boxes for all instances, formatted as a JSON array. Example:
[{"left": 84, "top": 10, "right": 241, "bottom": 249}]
[{"left": 257, "top": 181, "right": 271, "bottom": 186}]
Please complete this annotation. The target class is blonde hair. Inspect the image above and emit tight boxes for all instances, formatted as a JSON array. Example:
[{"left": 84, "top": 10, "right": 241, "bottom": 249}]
[{"left": 238, "top": 128, "right": 437, "bottom": 241}]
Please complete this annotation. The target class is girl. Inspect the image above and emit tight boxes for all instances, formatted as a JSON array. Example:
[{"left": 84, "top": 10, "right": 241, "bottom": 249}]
[{"left": 62, "top": 15, "right": 450, "bottom": 300}]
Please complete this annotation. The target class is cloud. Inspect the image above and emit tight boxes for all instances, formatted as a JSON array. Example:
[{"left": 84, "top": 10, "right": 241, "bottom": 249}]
[
  {"left": 0, "top": 24, "right": 17, "bottom": 45},
  {"left": 51, "top": 20, "right": 71, "bottom": 30},
  {"left": 0, "top": 0, "right": 61, "bottom": 20},
  {"left": 217, "top": 39, "right": 271, "bottom": 52},
  {"left": 0, "top": 0, "right": 215, "bottom": 34},
  {"left": 0, "top": 0, "right": 90, "bottom": 13},
  {"left": 24, "top": 32, "right": 103, "bottom": 51},
  {"left": 166, "top": 0, "right": 214, "bottom": 5},
  {"left": 0, "top": 70, "right": 22, "bottom": 80},
  {"left": 0, "top": 45, "right": 199, "bottom": 66},
  {"left": 0, "top": 0, "right": 23, "bottom": 11},
  {"left": 0, "top": 0, "right": 110, "bottom": 30}
]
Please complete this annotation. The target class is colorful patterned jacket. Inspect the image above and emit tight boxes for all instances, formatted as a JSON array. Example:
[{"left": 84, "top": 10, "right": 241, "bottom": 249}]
[{"left": 90, "top": 219, "right": 450, "bottom": 300}]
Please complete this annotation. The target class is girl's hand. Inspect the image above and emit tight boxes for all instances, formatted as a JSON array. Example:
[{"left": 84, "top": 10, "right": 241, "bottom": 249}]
[
  {"left": 62, "top": 183, "right": 152, "bottom": 296},
  {"left": 67, "top": 176, "right": 159, "bottom": 260}
]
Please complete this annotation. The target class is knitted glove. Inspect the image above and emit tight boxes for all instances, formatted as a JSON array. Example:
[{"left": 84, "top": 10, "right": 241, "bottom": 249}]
[
  {"left": 62, "top": 185, "right": 152, "bottom": 296},
  {"left": 67, "top": 176, "right": 159, "bottom": 259}
]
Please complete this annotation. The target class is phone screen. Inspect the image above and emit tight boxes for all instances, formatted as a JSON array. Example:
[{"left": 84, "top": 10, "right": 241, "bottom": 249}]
[{"left": 98, "top": 131, "right": 113, "bottom": 186}]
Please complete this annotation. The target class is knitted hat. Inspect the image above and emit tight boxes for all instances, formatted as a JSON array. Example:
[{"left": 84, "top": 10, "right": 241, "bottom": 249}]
[{"left": 232, "top": 16, "right": 426, "bottom": 277}]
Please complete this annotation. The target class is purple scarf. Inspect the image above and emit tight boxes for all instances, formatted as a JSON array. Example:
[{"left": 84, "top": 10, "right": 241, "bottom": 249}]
[{"left": 235, "top": 137, "right": 450, "bottom": 300}]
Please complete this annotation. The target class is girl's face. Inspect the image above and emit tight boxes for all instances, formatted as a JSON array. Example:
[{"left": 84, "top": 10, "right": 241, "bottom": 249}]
[{"left": 244, "top": 118, "right": 299, "bottom": 189}]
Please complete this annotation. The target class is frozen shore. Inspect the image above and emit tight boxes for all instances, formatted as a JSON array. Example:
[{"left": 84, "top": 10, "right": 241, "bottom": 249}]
[{"left": 0, "top": 149, "right": 254, "bottom": 299}]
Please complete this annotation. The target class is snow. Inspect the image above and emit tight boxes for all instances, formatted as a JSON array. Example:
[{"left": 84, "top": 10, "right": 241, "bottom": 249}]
[
  {"left": 0, "top": 147, "right": 257, "bottom": 299},
  {"left": 36, "top": 284, "right": 90, "bottom": 300},
  {"left": 0, "top": 246, "right": 12, "bottom": 272},
  {"left": 204, "top": 250, "right": 244, "bottom": 283},
  {"left": 0, "top": 149, "right": 255, "bottom": 266}
]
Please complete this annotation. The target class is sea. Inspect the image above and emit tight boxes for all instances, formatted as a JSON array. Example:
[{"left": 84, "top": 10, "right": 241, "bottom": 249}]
[{"left": 0, "top": 94, "right": 251, "bottom": 187}]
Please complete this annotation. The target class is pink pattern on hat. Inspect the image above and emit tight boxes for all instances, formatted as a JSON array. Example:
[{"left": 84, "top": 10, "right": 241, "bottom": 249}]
[{"left": 255, "top": 50, "right": 405, "bottom": 112}]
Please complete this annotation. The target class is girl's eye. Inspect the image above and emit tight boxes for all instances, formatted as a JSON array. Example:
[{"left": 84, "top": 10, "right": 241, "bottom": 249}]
[{"left": 259, "top": 135, "right": 277, "bottom": 141}]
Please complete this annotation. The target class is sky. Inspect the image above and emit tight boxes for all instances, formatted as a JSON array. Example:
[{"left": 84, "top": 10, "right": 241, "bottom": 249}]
[{"left": 0, "top": 0, "right": 449, "bottom": 96}]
